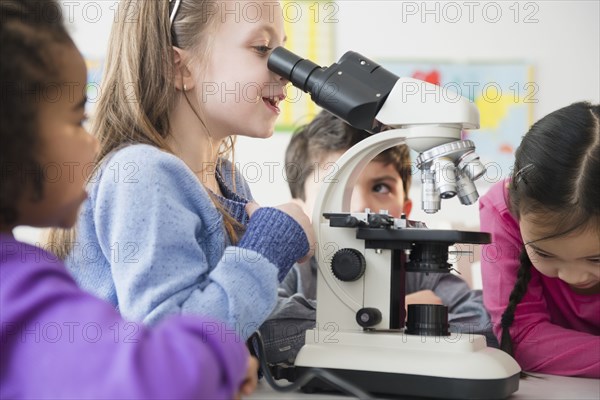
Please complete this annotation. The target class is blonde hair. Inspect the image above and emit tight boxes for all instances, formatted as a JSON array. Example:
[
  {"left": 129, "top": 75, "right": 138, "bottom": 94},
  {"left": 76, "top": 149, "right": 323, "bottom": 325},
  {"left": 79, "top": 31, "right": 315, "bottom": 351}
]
[{"left": 48, "top": 0, "right": 242, "bottom": 259}]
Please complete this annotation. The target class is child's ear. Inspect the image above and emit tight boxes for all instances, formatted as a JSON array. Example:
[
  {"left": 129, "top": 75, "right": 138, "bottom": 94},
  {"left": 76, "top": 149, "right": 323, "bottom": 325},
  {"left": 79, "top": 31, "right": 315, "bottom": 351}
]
[
  {"left": 172, "top": 47, "right": 195, "bottom": 92},
  {"left": 403, "top": 199, "right": 413, "bottom": 219}
]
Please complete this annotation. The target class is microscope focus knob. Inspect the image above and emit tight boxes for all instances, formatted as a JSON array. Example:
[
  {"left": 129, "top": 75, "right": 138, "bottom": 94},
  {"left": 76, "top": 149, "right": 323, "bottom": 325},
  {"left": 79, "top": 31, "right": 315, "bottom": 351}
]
[
  {"left": 356, "top": 307, "right": 382, "bottom": 328},
  {"left": 331, "top": 248, "right": 366, "bottom": 281}
]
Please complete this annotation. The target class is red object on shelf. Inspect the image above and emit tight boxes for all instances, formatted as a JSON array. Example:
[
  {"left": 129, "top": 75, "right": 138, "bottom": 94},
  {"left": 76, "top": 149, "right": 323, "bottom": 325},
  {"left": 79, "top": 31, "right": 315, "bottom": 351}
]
[{"left": 412, "top": 70, "right": 441, "bottom": 86}]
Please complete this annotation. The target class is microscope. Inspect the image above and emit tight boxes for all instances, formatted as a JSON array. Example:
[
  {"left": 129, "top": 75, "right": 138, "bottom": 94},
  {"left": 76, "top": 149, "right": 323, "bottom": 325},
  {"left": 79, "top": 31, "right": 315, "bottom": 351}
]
[{"left": 268, "top": 48, "right": 521, "bottom": 399}]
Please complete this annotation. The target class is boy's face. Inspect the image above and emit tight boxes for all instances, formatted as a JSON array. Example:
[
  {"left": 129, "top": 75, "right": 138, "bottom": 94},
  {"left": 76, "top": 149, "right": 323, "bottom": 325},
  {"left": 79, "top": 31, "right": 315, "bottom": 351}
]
[
  {"left": 302, "top": 151, "right": 412, "bottom": 221},
  {"left": 352, "top": 160, "right": 412, "bottom": 219},
  {"left": 197, "top": 1, "right": 287, "bottom": 140},
  {"left": 17, "top": 44, "right": 98, "bottom": 229}
]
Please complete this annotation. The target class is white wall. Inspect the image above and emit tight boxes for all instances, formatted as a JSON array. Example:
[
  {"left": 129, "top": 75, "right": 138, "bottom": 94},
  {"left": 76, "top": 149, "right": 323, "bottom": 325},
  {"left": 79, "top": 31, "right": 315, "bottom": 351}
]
[
  {"left": 64, "top": 1, "right": 600, "bottom": 118},
  {"left": 15, "top": 1, "right": 600, "bottom": 244}
]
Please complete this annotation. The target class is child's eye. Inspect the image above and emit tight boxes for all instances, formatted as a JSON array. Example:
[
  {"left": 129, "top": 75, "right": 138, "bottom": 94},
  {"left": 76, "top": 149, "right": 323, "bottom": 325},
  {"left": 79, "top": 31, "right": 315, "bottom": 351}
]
[
  {"left": 372, "top": 183, "right": 391, "bottom": 194},
  {"left": 253, "top": 45, "right": 272, "bottom": 55},
  {"left": 533, "top": 250, "right": 553, "bottom": 259},
  {"left": 588, "top": 258, "right": 600, "bottom": 265}
]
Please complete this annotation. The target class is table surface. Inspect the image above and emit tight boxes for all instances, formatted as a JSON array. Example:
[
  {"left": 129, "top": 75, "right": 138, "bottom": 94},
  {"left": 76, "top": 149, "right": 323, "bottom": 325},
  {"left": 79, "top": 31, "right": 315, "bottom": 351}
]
[{"left": 249, "top": 373, "right": 600, "bottom": 400}]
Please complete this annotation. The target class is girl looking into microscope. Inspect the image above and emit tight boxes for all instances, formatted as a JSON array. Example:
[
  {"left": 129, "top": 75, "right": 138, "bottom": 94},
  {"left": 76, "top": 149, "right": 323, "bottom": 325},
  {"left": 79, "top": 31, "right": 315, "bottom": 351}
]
[
  {"left": 50, "top": 0, "right": 314, "bottom": 338},
  {"left": 480, "top": 102, "right": 600, "bottom": 378}
]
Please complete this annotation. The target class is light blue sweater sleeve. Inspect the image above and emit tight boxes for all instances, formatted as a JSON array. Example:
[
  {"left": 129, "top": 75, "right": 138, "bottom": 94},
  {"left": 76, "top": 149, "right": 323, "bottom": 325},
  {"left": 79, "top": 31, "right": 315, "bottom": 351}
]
[{"left": 79, "top": 145, "right": 301, "bottom": 338}]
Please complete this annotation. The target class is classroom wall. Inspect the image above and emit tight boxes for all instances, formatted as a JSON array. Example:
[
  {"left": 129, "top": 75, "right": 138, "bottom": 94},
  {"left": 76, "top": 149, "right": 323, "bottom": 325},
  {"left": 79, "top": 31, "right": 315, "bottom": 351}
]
[
  {"left": 335, "top": 1, "right": 600, "bottom": 121},
  {"left": 14, "top": 1, "right": 600, "bottom": 247},
  {"left": 237, "top": 0, "right": 600, "bottom": 230}
]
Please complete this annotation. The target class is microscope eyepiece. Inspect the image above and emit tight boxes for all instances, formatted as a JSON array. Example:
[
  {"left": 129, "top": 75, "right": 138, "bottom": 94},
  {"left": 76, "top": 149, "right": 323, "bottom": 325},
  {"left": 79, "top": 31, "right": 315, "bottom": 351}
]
[
  {"left": 267, "top": 47, "right": 399, "bottom": 131},
  {"left": 267, "top": 47, "right": 323, "bottom": 93}
]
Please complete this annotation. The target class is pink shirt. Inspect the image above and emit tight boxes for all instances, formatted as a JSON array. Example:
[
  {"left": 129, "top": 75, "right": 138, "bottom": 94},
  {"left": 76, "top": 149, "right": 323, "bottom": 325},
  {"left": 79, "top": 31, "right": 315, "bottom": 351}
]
[{"left": 479, "top": 181, "right": 600, "bottom": 378}]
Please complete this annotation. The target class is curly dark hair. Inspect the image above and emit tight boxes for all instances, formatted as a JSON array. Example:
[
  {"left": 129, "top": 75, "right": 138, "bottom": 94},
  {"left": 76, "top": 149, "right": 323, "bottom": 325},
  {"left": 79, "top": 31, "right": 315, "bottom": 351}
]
[{"left": 0, "top": 0, "right": 73, "bottom": 225}]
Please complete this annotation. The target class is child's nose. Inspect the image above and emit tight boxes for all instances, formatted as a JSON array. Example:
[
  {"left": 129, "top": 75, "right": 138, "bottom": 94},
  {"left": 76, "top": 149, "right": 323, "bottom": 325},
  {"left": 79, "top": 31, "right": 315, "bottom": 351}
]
[{"left": 558, "top": 267, "right": 587, "bottom": 286}]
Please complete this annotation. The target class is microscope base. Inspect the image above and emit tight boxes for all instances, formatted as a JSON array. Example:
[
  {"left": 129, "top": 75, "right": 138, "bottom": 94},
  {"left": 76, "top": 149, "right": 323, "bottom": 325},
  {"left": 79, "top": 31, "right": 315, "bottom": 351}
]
[{"left": 294, "top": 329, "right": 520, "bottom": 399}]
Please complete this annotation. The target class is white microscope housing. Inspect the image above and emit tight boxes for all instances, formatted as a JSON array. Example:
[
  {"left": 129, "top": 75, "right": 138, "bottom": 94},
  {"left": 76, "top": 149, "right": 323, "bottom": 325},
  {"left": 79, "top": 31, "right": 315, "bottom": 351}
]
[{"left": 268, "top": 48, "right": 521, "bottom": 399}]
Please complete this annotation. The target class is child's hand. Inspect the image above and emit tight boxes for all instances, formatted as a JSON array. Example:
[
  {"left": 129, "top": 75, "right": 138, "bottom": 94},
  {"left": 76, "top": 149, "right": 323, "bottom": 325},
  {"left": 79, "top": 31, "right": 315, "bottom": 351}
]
[
  {"left": 404, "top": 290, "right": 443, "bottom": 320},
  {"left": 405, "top": 290, "right": 443, "bottom": 307},
  {"left": 246, "top": 202, "right": 316, "bottom": 263},
  {"left": 235, "top": 356, "right": 259, "bottom": 399}
]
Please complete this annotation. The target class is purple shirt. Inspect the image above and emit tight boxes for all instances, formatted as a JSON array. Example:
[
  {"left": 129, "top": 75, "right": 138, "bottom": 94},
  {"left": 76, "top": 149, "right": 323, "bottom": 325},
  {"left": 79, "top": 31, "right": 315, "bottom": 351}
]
[
  {"left": 0, "top": 234, "right": 249, "bottom": 399},
  {"left": 480, "top": 181, "right": 600, "bottom": 377}
]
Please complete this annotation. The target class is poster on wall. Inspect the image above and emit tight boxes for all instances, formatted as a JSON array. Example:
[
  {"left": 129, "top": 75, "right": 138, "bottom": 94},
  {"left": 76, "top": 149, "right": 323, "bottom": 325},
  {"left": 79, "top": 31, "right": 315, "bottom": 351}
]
[
  {"left": 275, "top": 0, "right": 336, "bottom": 131},
  {"left": 378, "top": 60, "right": 535, "bottom": 179},
  {"left": 85, "top": 57, "right": 103, "bottom": 115}
]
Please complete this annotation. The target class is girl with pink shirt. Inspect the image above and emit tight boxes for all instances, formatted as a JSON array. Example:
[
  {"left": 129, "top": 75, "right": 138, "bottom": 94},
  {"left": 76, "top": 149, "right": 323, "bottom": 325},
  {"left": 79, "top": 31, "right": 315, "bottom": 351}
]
[{"left": 480, "top": 102, "right": 600, "bottom": 378}]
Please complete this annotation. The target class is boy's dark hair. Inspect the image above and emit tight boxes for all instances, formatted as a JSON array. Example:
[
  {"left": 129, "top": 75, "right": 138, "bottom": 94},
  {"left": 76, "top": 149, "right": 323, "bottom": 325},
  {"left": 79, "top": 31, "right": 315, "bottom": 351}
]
[
  {"left": 285, "top": 110, "right": 413, "bottom": 201},
  {"left": 500, "top": 101, "right": 600, "bottom": 357},
  {"left": 0, "top": 0, "right": 73, "bottom": 225}
]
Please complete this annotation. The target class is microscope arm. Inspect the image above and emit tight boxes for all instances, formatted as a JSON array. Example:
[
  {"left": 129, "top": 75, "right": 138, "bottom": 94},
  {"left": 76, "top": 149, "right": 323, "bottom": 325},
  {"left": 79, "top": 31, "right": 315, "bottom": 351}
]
[{"left": 311, "top": 129, "right": 409, "bottom": 313}]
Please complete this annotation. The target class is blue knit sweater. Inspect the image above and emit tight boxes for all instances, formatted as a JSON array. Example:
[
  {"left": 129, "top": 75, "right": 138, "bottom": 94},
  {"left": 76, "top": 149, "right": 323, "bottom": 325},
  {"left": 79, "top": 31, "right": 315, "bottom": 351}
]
[{"left": 66, "top": 144, "right": 308, "bottom": 339}]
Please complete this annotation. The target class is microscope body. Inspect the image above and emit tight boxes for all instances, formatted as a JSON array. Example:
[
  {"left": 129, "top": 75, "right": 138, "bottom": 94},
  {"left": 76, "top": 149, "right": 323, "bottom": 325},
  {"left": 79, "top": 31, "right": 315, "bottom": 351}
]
[
  {"left": 293, "top": 129, "right": 519, "bottom": 399},
  {"left": 295, "top": 132, "right": 522, "bottom": 398},
  {"left": 268, "top": 48, "right": 521, "bottom": 399}
]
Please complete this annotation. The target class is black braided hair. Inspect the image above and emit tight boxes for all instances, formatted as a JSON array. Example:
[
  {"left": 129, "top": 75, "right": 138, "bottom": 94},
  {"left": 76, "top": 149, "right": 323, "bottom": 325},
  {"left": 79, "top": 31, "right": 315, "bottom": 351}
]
[
  {"left": 500, "top": 247, "right": 533, "bottom": 357},
  {"left": 0, "top": 0, "right": 73, "bottom": 225}
]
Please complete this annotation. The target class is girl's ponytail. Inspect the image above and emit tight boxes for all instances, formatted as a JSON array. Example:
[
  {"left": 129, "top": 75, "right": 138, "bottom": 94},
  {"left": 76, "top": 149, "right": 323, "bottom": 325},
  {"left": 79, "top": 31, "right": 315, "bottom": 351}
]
[
  {"left": 500, "top": 247, "right": 533, "bottom": 357},
  {"left": 92, "top": 0, "right": 176, "bottom": 163}
]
